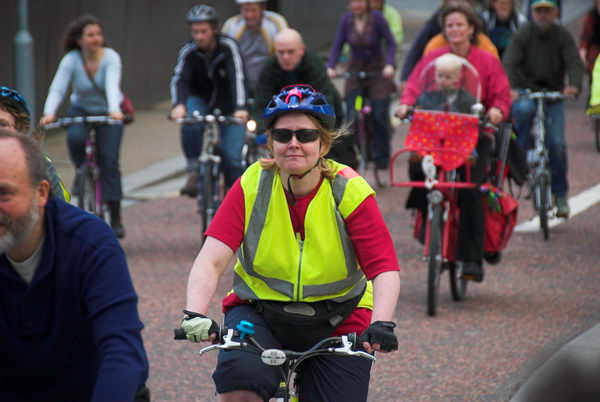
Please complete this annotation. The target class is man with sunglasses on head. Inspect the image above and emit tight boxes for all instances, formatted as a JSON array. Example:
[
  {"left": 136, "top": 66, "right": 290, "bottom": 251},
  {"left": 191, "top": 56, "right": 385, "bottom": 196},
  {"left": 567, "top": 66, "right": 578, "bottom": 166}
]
[
  {"left": 503, "top": 0, "right": 583, "bottom": 218},
  {"left": 0, "top": 86, "right": 70, "bottom": 202},
  {"left": 170, "top": 5, "right": 249, "bottom": 197},
  {"left": 179, "top": 84, "right": 400, "bottom": 401}
]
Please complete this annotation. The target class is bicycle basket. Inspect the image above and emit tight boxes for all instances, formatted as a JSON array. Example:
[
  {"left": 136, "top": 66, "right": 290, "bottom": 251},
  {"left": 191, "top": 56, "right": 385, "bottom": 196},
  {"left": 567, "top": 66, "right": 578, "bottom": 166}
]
[{"left": 404, "top": 110, "right": 479, "bottom": 171}]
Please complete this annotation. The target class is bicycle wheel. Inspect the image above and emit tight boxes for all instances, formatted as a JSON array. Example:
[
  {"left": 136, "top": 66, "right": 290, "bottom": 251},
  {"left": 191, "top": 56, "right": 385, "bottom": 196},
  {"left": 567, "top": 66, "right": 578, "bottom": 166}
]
[
  {"left": 534, "top": 173, "right": 550, "bottom": 240},
  {"left": 427, "top": 203, "right": 443, "bottom": 316},
  {"left": 595, "top": 118, "right": 600, "bottom": 153},
  {"left": 373, "top": 167, "right": 386, "bottom": 188},
  {"left": 449, "top": 262, "right": 468, "bottom": 301},
  {"left": 78, "top": 166, "right": 100, "bottom": 217},
  {"left": 357, "top": 112, "right": 368, "bottom": 176},
  {"left": 200, "top": 161, "right": 215, "bottom": 237}
]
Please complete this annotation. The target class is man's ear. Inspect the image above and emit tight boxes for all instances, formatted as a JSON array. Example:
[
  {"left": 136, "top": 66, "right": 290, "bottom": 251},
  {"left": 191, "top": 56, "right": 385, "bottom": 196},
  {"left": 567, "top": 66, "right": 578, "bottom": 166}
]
[{"left": 37, "top": 180, "right": 51, "bottom": 207}]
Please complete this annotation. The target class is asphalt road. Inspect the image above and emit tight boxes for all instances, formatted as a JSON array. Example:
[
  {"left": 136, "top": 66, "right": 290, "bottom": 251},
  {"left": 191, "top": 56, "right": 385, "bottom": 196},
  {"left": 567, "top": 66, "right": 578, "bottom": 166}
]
[{"left": 39, "top": 2, "right": 599, "bottom": 400}]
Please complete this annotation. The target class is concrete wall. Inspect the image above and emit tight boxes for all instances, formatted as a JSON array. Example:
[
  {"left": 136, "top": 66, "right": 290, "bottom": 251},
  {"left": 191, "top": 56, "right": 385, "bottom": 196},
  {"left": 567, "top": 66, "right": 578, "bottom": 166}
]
[{"left": 2, "top": 0, "right": 345, "bottom": 116}]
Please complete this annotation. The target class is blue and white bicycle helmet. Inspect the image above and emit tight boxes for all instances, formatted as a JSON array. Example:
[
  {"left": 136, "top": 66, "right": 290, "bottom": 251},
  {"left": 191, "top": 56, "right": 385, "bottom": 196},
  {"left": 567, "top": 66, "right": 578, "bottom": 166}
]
[
  {"left": 263, "top": 84, "right": 336, "bottom": 130},
  {"left": 0, "top": 86, "right": 30, "bottom": 116},
  {"left": 186, "top": 5, "right": 218, "bottom": 24}
]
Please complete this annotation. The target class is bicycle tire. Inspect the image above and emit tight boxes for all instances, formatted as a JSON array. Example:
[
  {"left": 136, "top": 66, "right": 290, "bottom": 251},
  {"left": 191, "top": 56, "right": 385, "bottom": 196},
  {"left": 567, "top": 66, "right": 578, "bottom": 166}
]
[
  {"left": 357, "top": 112, "right": 368, "bottom": 176},
  {"left": 449, "top": 261, "right": 468, "bottom": 301},
  {"left": 78, "top": 166, "right": 102, "bottom": 218},
  {"left": 427, "top": 203, "right": 443, "bottom": 316},
  {"left": 200, "top": 161, "right": 215, "bottom": 238},
  {"left": 595, "top": 118, "right": 600, "bottom": 153},
  {"left": 373, "top": 167, "right": 386, "bottom": 189},
  {"left": 535, "top": 173, "right": 550, "bottom": 241}
]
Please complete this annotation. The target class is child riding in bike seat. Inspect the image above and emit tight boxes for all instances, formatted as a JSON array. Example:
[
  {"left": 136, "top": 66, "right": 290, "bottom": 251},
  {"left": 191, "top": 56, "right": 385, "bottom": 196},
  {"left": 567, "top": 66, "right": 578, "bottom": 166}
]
[{"left": 416, "top": 53, "right": 477, "bottom": 114}]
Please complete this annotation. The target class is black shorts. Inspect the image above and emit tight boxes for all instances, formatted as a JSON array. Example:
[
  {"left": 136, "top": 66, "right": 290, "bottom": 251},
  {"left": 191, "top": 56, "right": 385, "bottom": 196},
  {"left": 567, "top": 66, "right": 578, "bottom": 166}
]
[{"left": 212, "top": 304, "right": 373, "bottom": 401}]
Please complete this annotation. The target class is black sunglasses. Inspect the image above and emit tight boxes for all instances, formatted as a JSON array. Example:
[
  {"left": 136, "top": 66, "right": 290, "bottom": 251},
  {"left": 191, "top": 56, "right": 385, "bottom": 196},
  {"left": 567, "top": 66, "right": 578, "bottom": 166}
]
[{"left": 271, "top": 128, "right": 320, "bottom": 143}]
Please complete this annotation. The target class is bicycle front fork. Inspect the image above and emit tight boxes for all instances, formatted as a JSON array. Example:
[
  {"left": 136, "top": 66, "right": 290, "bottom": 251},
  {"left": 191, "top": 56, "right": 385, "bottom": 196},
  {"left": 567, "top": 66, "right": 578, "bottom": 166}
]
[{"left": 197, "top": 161, "right": 221, "bottom": 210}]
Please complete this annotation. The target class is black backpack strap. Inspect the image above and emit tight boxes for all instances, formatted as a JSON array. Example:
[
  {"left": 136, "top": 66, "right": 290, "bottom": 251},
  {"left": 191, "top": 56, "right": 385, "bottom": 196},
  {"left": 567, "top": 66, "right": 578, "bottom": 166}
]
[{"left": 79, "top": 51, "right": 106, "bottom": 99}]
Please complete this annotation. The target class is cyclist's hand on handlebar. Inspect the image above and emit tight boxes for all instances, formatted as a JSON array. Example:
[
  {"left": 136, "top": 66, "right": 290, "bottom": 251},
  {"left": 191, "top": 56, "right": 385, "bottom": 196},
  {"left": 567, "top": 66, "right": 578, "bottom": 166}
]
[
  {"left": 382, "top": 64, "right": 395, "bottom": 80},
  {"left": 486, "top": 107, "right": 503, "bottom": 125},
  {"left": 170, "top": 104, "right": 187, "bottom": 120},
  {"left": 39, "top": 114, "right": 56, "bottom": 127},
  {"left": 510, "top": 90, "right": 519, "bottom": 101},
  {"left": 110, "top": 110, "right": 124, "bottom": 121},
  {"left": 327, "top": 67, "right": 337, "bottom": 79},
  {"left": 395, "top": 104, "right": 409, "bottom": 119},
  {"left": 234, "top": 110, "right": 249, "bottom": 124},
  {"left": 563, "top": 86, "right": 578, "bottom": 99},
  {"left": 359, "top": 321, "right": 398, "bottom": 353},
  {"left": 180, "top": 310, "right": 220, "bottom": 343}
]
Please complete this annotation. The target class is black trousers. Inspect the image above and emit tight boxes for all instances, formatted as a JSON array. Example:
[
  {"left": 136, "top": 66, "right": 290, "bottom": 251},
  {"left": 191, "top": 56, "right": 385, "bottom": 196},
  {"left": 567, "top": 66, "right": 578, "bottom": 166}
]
[{"left": 406, "top": 136, "right": 492, "bottom": 263}]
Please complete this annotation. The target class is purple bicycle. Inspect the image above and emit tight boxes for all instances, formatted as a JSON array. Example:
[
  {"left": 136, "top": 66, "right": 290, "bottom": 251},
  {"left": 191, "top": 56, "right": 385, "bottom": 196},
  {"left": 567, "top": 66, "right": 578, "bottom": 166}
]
[{"left": 42, "top": 116, "right": 123, "bottom": 219}]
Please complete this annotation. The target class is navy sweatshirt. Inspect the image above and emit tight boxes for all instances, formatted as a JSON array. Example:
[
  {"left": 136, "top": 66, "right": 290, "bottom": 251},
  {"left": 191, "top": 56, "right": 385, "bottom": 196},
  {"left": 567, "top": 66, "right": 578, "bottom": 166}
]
[{"left": 0, "top": 198, "right": 148, "bottom": 401}]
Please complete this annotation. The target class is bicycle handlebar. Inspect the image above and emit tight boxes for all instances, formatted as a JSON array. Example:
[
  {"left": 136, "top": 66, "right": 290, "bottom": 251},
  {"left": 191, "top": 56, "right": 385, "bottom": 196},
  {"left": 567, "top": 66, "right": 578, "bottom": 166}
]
[
  {"left": 41, "top": 116, "right": 125, "bottom": 130},
  {"left": 173, "top": 328, "right": 187, "bottom": 340},
  {"left": 173, "top": 111, "right": 242, "bottom": 125},
  {"left": 398, "top": 109, "right": 498, "bottom": 131},
  {"left": 173, "top": 325, "right": 376, "bottom": 362},
  {"left": 520, "top": 90, "right": 566, "bottom": 101},
  {"left": 339, "top": 71, "right": 382, "bottom": 80}
]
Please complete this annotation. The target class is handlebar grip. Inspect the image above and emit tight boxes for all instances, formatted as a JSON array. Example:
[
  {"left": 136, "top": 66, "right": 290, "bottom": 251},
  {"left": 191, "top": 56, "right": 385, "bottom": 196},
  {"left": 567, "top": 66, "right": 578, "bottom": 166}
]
[
  {"left": 173, "top": 328, "right": 187, "bottom": 340},
  {"left": 41, "top": 123, "right": 61, "bottom": 130}
]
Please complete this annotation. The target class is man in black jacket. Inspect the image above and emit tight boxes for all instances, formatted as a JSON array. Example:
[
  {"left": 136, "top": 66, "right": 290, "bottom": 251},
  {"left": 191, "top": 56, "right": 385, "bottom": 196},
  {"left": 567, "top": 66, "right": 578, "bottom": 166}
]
[
  {"left": 503, "top": 0, "right": 583, "bottom": 218},
  {"left": 170, "top": 5, "right": 249, "bottom": 196},
  {"left": 253, "top": 28, "right": 357, "bottom": 167}
]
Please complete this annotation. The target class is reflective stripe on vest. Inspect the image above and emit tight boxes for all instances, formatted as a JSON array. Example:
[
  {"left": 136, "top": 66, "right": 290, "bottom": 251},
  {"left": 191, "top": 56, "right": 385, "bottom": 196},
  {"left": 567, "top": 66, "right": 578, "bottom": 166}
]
[{"left": 233, "top": 161, "right": 374, "bottom": 304}]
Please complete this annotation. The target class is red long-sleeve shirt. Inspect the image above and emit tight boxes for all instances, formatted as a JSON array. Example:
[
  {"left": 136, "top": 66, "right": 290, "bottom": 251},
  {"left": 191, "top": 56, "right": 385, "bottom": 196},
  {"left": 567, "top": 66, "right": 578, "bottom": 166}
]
[{"left": 205, "top": 175, "right": 400, "bottom": 334}]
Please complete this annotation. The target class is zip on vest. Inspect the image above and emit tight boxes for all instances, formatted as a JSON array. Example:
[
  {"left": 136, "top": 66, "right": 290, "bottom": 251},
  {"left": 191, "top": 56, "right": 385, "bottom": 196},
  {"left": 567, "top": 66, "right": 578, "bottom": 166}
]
[{"left": 296, "top": 232, "right": 303, "bottom": 302}]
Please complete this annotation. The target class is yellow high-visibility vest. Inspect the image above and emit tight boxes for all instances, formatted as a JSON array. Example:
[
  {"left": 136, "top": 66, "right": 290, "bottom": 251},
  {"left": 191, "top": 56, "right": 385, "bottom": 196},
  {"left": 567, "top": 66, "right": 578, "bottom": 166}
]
[{"left": 233, "top": 160, "right": 375, "bottom": 309}]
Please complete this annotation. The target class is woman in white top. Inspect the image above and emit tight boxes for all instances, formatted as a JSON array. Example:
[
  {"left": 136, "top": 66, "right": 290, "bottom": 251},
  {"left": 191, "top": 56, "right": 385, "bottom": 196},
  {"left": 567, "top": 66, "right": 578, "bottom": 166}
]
[{"left": 40, "top": 15, "right": 126, "bottom": 238}]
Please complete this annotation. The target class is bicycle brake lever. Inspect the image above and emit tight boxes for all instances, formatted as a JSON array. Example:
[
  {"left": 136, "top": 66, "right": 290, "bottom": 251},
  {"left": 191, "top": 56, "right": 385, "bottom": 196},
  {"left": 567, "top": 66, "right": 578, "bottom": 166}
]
[
  {"left": 350, "top": 350, "right": 377, "bottom": 361},
  {"left": 332, "top": 335, "right": 353, "bottom": 354},
  {"left": 198, "top": 328, "right": 242, "bottom": 355},
  {"left": 332, "top": 336, "right": 377, "bottom": 361},
  {"left": 198, "top": 344, "right": 222, "bottom": 355}
]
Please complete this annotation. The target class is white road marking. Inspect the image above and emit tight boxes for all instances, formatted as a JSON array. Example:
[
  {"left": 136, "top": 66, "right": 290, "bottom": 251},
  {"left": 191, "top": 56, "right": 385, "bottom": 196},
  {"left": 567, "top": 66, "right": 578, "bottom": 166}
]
[{"left": 515, "top": 183, "right": 600, "bottom": 232}]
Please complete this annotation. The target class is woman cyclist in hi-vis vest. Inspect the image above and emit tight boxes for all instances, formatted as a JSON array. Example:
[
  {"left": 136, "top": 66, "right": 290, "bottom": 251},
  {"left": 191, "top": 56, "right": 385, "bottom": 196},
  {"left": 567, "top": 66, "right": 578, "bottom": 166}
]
[{"left": 180, "top": 84, "right": 400, "bottom": 402}]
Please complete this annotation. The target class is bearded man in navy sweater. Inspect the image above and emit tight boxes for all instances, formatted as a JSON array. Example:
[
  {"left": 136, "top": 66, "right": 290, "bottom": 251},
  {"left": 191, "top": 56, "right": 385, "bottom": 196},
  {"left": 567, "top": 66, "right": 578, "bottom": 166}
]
[{"left": 0, "top": 129, "right": 149, "bottom": 401}]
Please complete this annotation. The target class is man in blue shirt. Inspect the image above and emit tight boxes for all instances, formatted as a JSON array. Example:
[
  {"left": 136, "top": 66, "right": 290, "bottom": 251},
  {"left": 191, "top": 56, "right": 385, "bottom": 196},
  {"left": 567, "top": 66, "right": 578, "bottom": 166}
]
[{"left": 0, "top": 129, "right": 149, "bottom": 401}]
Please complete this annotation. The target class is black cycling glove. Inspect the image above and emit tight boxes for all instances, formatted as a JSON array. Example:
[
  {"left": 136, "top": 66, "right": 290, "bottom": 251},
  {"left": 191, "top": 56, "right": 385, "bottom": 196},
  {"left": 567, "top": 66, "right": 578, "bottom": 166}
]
[{"left": 359, "top": 321, "right": 398, "bottom": 352}]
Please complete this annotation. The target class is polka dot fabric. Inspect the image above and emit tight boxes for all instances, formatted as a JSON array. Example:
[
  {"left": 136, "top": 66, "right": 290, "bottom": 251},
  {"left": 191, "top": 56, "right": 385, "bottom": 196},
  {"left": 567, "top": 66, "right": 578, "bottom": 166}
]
[{"left": 404, "top": 110, "right": 479, "bottom": 171}]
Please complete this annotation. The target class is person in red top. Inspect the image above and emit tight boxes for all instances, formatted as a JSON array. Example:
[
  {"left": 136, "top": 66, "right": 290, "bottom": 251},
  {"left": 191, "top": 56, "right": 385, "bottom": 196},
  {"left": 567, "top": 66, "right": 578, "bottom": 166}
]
[
  {"left": 180, "top": 84, "right": 400, "bottom": 401},
  {"left": 396, "top": 4, "right": 512, "bottom": 283}
]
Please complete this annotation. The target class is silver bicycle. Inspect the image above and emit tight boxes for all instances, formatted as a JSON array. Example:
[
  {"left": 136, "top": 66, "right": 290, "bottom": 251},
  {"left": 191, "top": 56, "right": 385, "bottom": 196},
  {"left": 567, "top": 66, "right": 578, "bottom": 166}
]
[
  {"left": 175, "top": 110, "right": 242, "bottom": 238},
  {"left": 520, "top": 91, "right": 565, "bottom": 240}
]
